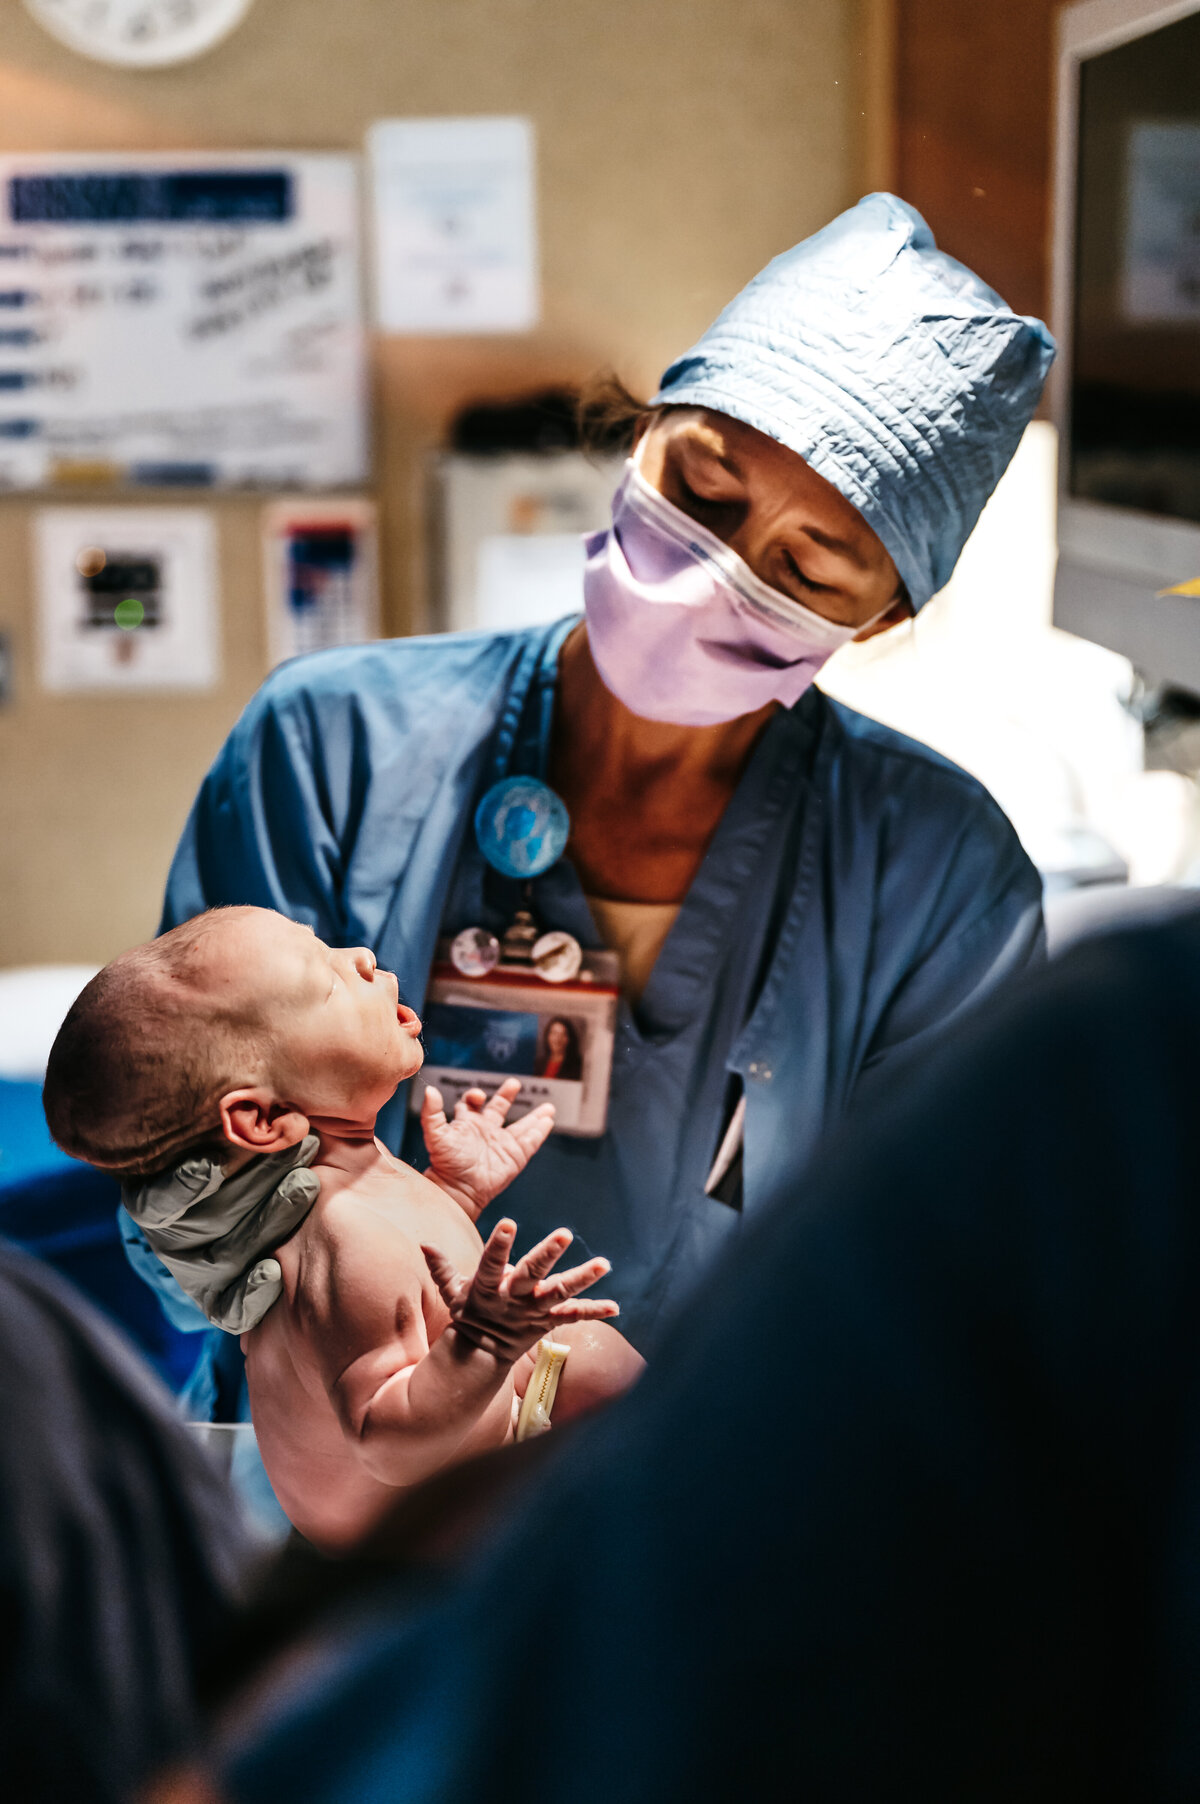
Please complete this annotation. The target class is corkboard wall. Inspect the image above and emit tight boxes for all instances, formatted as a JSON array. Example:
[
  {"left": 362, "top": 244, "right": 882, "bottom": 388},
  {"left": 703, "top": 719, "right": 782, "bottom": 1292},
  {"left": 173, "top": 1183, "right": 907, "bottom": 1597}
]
[
  {"left": 0, "top": 0, "right": 872, "bottom": 964},
  {"left": 891, "top": 0, "right": 1061, "bottom": 323}
]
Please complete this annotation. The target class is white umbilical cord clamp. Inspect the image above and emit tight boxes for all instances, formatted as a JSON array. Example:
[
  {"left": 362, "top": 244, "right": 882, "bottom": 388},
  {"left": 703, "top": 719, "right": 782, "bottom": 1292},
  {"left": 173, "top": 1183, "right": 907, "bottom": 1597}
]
[{"left": 515, "top": 1337, "right": 570, "bottom": 1442}]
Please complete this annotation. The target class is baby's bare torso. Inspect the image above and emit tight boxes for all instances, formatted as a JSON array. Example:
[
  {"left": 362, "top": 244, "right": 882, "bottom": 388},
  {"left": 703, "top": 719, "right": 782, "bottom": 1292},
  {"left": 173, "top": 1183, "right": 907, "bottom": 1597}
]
[
  {"left": 243, "top": 1150, "right": 505, "bottom": 1547},
  {"left": 241, "top": 1147, "right": 641, "bottom": 1549}
]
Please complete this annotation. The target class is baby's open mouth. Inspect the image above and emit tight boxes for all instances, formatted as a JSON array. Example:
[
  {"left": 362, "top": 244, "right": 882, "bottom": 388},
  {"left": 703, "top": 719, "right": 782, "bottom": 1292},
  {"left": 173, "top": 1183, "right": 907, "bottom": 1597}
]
[{"left": 397, "top": 1003, "right": 422, "bottom": 1035}]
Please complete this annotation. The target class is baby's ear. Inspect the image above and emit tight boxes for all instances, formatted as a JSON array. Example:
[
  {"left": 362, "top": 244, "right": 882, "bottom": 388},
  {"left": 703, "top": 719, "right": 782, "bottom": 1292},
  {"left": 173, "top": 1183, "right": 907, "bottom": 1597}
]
[{"left": 218, "top": 1088, "right": 310, "bottom": 1156}]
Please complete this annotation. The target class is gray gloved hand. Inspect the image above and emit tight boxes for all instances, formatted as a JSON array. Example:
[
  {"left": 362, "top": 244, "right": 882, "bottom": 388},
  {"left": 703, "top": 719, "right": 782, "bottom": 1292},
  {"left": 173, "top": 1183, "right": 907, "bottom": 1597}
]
[{"left": 122, "top": 1136, "right": 321, "bottom": 1334}]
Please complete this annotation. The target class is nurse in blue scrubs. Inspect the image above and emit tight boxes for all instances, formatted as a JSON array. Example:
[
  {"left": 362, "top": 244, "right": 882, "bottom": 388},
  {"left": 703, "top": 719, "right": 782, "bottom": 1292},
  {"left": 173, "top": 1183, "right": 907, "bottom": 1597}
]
[{"left": 153, "top": 193, "right": 1055, "bottom": 1355}]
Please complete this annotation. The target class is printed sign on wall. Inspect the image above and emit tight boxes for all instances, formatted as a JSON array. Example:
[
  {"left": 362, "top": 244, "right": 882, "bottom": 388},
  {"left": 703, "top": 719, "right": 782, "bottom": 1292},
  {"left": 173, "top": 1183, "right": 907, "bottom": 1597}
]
[
  {"left": 35, "top": 505, "right": 219, "bottom": 692},
  {"left": 261, "top": 497, "right": 378, "bottom": 669},
  {"left": 0, "top": 152, "right": 366, "bottom": 489}
]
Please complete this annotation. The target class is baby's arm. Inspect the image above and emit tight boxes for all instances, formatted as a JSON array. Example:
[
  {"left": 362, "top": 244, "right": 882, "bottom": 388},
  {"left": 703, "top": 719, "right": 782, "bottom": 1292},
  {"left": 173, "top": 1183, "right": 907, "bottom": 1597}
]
[{"left": 304, "top": 1209, "right": 616, "bottom": 1488}]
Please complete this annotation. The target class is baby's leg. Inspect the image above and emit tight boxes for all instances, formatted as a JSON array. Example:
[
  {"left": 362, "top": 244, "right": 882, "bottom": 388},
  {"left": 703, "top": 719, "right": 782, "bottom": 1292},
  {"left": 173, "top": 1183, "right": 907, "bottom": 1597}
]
[{"left": 551, "top": 1321, "right": 644, "bottom": 1424}]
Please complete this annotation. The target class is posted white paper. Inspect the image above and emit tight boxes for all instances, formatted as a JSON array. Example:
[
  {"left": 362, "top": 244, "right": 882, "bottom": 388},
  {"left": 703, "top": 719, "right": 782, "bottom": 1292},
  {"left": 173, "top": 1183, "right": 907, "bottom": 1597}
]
[
  {"left": 368, "top": 117, "right": 538, "bottom": 333},
  {"left": 475, "top": 532, "right": 585, "bottom": 632},
  {"left": 437, "top": 451, "right": 620, "bottom": 632}
]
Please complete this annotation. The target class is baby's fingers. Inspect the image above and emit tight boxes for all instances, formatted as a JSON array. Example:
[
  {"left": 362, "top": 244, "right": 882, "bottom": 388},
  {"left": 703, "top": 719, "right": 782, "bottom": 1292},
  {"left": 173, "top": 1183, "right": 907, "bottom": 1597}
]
[
  {"left": 420, "top": 1086, "right": 447, "bottom": 1134},
  {"left": 421, "top": 1244, "right": 464, "bottom": 1308},
  {"left": 533, "top": 1255, "right": 612, "bottom": 1304},
  {"left": 547, "top": 1297, "right": 621, "bottom": 1323},
  {"left": 507, "top": 1103, "right": 556, "bottom": 1157},
  {"left": 453, "top": 1088, "right": 489, "bottom": 1118},
  {"left": 509, "top": 1228, "right": 574, "bottom": 1296},
  {"left": 473, "top": 1218, "right": 518, "bottom": 1291},
  {"left": 482, "top": 1078, "right": 523, "bottom": 1121}
]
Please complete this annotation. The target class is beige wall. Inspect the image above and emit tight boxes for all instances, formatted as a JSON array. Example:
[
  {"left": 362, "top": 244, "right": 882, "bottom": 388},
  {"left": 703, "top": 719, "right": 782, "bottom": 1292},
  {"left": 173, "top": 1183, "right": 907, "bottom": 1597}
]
[{"left": 0, "top": 0, "right": 871, "bottom": 966}]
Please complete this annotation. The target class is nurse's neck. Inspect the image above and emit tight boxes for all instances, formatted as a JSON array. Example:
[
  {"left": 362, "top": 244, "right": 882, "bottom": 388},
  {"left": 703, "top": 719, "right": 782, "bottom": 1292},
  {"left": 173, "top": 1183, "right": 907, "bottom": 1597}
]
[{"left": 549, "top": 622, "right": 773, "bottom": 907}]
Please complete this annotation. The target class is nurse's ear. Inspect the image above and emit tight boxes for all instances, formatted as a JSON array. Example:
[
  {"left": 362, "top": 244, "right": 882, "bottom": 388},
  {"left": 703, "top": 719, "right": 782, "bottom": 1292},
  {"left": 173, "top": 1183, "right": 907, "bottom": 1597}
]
[
  {"left": 853, "top": 591, "right": 915, "bottom": 644},
  {"left": 218, "top": 1088, "right": 310, "bottom": 1156}
]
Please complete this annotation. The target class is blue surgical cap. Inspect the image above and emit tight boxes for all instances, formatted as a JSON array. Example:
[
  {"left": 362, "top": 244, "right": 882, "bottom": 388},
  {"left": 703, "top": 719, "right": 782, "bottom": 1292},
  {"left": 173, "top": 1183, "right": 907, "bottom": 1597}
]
[{"left": 653, "top": 192, "right": 1056, "bottom": 611}]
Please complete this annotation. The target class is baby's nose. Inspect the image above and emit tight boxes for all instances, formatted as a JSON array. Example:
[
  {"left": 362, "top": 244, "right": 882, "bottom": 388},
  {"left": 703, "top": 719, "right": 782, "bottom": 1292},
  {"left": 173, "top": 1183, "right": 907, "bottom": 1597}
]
[{"left": 350, "top": 946, "right": 377, "bottom": 978}]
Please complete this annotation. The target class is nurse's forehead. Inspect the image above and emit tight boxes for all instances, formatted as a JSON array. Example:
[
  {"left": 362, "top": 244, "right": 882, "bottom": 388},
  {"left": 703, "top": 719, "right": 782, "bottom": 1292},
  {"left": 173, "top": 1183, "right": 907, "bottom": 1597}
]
[
  {"left": 670, "top": 410, "right": 892, "bottom": 573},
  {"left": 666, "top": 407, "right": 808, "bottom": 467}
]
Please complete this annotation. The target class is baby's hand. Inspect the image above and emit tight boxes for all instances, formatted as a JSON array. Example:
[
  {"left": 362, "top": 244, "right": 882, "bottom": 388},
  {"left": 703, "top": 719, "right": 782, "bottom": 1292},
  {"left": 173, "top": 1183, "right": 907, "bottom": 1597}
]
[
  {"left": 422, "top": 1218, "right": 618, "bottom": 1364},
  {"left": 421, "top": 1080, "right": 555, "bottom": 1219}
]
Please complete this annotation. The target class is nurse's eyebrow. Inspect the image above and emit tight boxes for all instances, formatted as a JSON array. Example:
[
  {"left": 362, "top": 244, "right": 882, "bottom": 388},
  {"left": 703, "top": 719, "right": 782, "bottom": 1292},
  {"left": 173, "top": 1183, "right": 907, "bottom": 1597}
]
[{"left": 804, "top": 525, "right": 868, "bottom": 569}]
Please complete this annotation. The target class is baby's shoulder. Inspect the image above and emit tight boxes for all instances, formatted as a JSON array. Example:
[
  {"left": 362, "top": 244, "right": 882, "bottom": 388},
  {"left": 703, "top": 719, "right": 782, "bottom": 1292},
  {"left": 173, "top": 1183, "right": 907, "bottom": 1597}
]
[
  {"left": 287, "top": 1182, "right": 426, "bottom": 1326},
  {"left": 305, "top": 1176, "right": 426, "bottom": 1263}
]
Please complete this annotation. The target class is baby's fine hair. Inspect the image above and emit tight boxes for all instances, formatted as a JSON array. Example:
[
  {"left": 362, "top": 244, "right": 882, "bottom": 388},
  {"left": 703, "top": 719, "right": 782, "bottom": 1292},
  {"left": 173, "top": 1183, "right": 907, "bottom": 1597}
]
[{"left": 43, "top": 909, "right": 260, "bottom": 1179}]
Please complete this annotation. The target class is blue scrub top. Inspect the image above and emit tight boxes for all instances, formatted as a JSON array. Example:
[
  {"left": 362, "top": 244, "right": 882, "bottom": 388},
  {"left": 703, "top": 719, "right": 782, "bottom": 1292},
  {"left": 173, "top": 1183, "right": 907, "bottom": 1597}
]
[{"left": 156, "top": 618, "right": 1043, "bottom": 1354}]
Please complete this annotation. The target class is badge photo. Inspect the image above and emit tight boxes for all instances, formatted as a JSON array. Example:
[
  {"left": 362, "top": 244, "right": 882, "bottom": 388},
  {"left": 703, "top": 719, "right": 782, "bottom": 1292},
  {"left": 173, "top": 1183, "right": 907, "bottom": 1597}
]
[{"left": 410, "top": 946, "right": 620, "bottom": 1138}]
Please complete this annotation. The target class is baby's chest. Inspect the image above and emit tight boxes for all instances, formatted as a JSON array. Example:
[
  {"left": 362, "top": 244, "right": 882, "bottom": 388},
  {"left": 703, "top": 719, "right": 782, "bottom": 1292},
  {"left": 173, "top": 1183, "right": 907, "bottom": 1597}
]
[
  {"left": 301, "top": 1183, "right": 484, "bottom": 1332},
  {"left": 361, "top": 1184, "right": 483, "bottom": 1275}
]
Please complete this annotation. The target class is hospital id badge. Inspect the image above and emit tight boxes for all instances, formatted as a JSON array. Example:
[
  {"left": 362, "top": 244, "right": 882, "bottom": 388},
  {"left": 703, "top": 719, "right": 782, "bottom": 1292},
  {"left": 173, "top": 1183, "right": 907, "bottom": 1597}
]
[{"left": 409, "top": 945, "right": 621, "bottom": 1138}]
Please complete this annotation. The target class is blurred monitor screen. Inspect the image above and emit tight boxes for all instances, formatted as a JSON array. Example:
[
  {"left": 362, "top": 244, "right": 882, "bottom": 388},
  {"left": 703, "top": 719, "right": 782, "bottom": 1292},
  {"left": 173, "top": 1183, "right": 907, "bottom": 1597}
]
[{"left": 1071, "top": 7, "right": 1200, "bottom": 525}]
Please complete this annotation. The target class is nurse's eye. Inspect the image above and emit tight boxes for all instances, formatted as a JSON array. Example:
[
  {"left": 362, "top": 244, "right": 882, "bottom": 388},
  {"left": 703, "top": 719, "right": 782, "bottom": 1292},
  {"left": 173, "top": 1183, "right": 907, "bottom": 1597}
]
[{"left": 783, "top": 550, "right": 826, "bottom": 596}]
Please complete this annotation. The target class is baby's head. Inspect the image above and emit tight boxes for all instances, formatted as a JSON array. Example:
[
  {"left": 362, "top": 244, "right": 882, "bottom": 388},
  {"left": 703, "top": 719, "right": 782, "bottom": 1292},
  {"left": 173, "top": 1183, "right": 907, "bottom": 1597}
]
[{"left": 43, "top": 907, "right": 423, "bottom": 1178}]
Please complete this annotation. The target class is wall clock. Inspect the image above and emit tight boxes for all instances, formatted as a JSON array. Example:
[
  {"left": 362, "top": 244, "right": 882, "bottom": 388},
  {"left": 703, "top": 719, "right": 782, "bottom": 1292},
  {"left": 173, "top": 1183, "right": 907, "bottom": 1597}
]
[{"left": 23, "top": 0, "right": 255, "bottom": 68}]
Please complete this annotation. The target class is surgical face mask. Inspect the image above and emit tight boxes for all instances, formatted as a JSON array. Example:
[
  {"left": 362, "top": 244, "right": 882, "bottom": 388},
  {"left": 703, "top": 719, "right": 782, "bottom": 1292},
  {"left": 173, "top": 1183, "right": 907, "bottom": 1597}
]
[{"left": 582, "top": 457, "right": 859, "bottom": 727}]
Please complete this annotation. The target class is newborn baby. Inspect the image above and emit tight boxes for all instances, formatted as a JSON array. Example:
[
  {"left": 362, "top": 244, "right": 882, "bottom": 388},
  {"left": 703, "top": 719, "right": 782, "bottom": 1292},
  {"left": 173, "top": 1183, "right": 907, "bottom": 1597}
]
[{"left": 43, "top": 907, "right": 643, "bottom": 1549}]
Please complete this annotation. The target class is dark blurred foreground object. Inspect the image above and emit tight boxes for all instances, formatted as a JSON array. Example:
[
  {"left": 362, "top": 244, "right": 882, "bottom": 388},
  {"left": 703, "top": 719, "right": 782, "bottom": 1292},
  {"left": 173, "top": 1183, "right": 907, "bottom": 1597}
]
[
  {"left": 0, "top": 1151, "right": 202, "bottom": 1389},
  {"left": 190, "top": 1429, "right": 561, "bottom": 1716},
  {"left": 0, "top": 1075, "right": 202, "bottom": 1389},
  {"left": 170, "top": 907, "right": 1200, "bottom": 1803},
  {"left": 0, "top": 1240, "right": 250, "bottom": 1802}
]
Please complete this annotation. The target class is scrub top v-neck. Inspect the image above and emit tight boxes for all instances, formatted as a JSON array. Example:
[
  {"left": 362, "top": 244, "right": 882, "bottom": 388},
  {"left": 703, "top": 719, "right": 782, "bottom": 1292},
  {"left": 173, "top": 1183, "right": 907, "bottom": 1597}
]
[{"left": 405, "top": 635, "right": 821, "bottom": 1353}]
